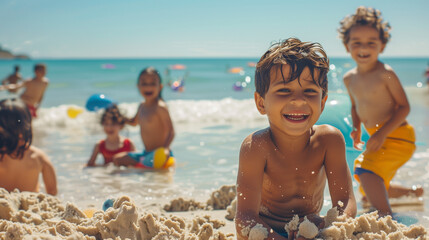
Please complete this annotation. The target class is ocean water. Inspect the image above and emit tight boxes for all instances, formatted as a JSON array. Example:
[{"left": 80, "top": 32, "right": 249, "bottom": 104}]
[{"left": 0, "top": 58, "right": 428, "bottom": 224}]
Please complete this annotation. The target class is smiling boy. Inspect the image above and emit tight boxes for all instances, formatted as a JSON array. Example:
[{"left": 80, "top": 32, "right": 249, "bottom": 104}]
[
  {"left": 339, "top": 6, "right": 423, "bottom": 217},
  {"left": 235, "top": 38, "right": 356, "bottom": 239}
]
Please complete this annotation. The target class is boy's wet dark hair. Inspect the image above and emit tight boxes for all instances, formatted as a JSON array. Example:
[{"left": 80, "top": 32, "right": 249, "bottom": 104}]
[
  {"left": 255, "top": 38, "right": 329, "bottom": 98},
  {"left": 338, "top": 6, "right": 391, "bottom": 44},
  {"left": 34, "top": 63, "right": 46, "bottom": 72},
  {"left": 138, "top": 67, "right": 163, "bottom": 100},
  {"left": 100, "top": 104, "right": 126, "bottom": 125},
  {"left": 0, "top": 98, "right": 32, "bottom": 160}
]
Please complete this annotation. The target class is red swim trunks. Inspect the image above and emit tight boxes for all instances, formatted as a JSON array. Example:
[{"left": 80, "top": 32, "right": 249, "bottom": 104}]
[{"left": 26, "top": 104, "right": 38, "bottom": 118}]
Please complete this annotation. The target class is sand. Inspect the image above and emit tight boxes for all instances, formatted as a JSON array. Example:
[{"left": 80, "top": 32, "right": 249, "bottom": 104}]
[{"left": 0, "top": 186, "right": 428, "bottom": 240}]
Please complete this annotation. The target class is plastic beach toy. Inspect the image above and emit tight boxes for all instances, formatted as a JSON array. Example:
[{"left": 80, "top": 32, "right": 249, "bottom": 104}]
[
  {"left": 67, "top": 106, "right": 84, "bottom": 118},
  {"left": 103, "top": 198, "right": 115, "bottom": 211},
  {"left": 135, "top": 147, "right": 175, "bottom": 169},
  {"left": 85, "top": 94, "right": 114, "bottom": 111}
]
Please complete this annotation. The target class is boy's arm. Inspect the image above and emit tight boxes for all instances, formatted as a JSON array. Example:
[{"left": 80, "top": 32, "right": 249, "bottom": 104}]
[
  {"left": 0, "top": 81, "right": 26, "bottom": 91},
  {"left": 323, "top": 126, "right": 357, "bottom": 218},
  {"left": 235, "top": 133, "right": 285, "bottom": 240},
  {"left": 40, "top": 151, "right": 58, "bottom": 196},
  {"left": 125, "top": 103, "right": 141, "bottom": 126},
  {"left": 86, "top": 143, "right": 100, "bottom": 167},
  {"left": 366, "top": 69, "right": 410, "bottom": 152},
  {"left": 344, "top": 73, "right": 364, "bottom": 150},
  {"left": 159, "top": 106, "right": 175, "bottom": 149},
  {"left": 36, "top": 81, "right": 49, "bottom": 107}
]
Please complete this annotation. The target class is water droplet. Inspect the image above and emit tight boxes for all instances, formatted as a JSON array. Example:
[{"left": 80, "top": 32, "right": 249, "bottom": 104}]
[
  {"left": 296, "top": 168, "right": 298, "bottom": 171},
  {"left": 417, "top": 82, "right": 423, "bottom": 88},
  {"left": 329, "top": 171, "right": 333, "bottom": 174},
  {"left": 303, "top": 196, "right": 306, "bottom": 199},
  {"left": 311, "top": 171, "right": 315, "bottom": 174}
]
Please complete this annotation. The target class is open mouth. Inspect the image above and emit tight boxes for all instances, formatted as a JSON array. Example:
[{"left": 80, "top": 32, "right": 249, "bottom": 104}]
[
  {"left": 358, "top": 53, "right": 370, "bottom": 58},
  {"left": 144, "top": 91, "right": 154, "bottom": 96},
  {"left": 283, "top": 113, "right": 310, "bottom": 122}
]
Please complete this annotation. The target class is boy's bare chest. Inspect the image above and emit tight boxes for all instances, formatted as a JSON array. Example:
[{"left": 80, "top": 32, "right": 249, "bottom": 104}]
[
  {"left": 265, "top": 146, "right": 325, "bottom": 177},
  {"left": 138, "top": 108, "right": 162, "bottom": 126},
  {"left": 349, "top": 77, "right": 389, "bottom": 101}
]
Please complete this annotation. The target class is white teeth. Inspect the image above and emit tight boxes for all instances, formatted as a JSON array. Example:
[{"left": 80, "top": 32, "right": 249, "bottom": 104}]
[{"left": 284, "top": 114, "right": 309, "bottom": 121}]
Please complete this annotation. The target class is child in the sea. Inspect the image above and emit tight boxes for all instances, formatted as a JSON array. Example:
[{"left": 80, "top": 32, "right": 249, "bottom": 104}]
[
  {"left": 113, "top": 67, "right": 175, "bottom": 167},
  {"left": 339, "top": 6, "right": 423, "bottom": 217},
  {"left": 0, "top": 63, "right": 49, "bottom": 118},
  {"left": 0, "top": 98, "right": 57, "bottom": 195},
  {"left": 86, "top": 104, "right": 135, "bottom": 167},
  {"left": 1, "top": 65, "right": 22, "bottom": 93},
  {"left": 235, "top": 38, "right": 356, "bottom": 239}
]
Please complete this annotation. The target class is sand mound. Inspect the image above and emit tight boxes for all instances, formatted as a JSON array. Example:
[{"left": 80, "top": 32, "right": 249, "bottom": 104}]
[
  {"left": 1, "top": 186, "right": 428, "bottom": 240},
  {"left": 0, "top": 188, "right": 234, "bottom": 239}
]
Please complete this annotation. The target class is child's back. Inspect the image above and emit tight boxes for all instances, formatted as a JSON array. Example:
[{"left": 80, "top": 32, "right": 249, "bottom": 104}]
[
  {"left": 0, "top": 98, "right": 57, "bottom": 195},
  {"left": 0, "top": 146, "right": 56, "bottom": 194}
]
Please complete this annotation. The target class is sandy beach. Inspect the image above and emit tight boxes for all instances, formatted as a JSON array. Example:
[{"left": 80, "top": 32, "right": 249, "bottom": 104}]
[{"left": 1, "top": 185, "right": 428, "bottom": 239}]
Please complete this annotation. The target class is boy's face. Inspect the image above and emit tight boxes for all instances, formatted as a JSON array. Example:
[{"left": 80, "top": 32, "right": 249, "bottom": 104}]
[
  {"left": 138, "top": 73, "right": 162, "bottom": 100},
  {"left": 35, "top": 67, "right": 46, "bottom": 78},
  {"left": 255, "top": 65, "right": 327, "bottom": 136},
  {"left": 345, "top": 25, "right": 386, "bottom": 65}
]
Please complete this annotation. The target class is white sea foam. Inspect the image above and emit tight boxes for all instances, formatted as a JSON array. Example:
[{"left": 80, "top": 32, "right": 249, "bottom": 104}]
[{"left": 33, "top": 98, "right": 266, "bottom": 134}]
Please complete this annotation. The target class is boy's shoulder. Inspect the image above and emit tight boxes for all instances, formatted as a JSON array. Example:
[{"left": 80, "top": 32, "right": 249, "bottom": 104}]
[
  {"left": 379, "top": 63, "right": 397, "bottom": 77},
  {"left": 343, "top": 67, "right": 358, "bottom": 82},
  {"left": 156, "top": 100, "right": 171, "bottom": 113},
  {"left": 241, "top": 128, "right": 271, "bottom": 151},
  {"left": 313, "top": 124, "right": 345, "bottom": 145},
  {"left": 25, "top": 146, "right": 48, "bottom": 160}
]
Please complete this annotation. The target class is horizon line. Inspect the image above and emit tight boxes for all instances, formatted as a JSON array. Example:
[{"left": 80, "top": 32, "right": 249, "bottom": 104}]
[{"left": 2, "top": 56, "right": 429, "bottom": 61}]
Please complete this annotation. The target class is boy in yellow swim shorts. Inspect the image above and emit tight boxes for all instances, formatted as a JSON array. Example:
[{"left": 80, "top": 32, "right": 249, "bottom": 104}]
[{"left": 339, "top": 6, "right": 423, "bottom": 217}]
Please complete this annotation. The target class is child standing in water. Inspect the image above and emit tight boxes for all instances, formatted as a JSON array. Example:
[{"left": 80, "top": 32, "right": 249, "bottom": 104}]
[
  {"left": 0, "top": 98, "right": 57, "bottom": 195},
  {"left": 1, "top": 65, "right": 22, "bottom": 93},
  {"left": 113, "top": 67, "right": 175, "bottom": 167},
  {"left": 0, "top": 63, "right": 49, "bottom": 118},
  {"left": 339, "top": 6, "right": 423, "bottom": 217},
  {"left": 235, "top": 38, "right": 356, "bottom": 239},
  {"left": 86, "top": 104, "right": 135, "bottom": 167}
]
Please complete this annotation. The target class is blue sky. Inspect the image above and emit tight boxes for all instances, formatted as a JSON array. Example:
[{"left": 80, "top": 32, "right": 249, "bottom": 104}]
[{"left": 1, "top": 0, "right": 428, "bottom": 58}]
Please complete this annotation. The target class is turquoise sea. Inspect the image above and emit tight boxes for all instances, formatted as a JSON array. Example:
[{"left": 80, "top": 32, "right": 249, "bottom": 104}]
[{"left": 1, "top": 58, "right": 428, "bottom": 225}]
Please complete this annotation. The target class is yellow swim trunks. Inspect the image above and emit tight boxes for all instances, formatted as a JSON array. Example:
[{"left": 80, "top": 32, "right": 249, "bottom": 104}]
[{"left": 354, "top": 123, "right": 416, "bottom": 195}]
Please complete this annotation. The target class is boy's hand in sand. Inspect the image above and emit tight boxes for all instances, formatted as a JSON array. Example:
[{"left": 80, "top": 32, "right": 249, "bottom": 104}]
[
  {"left": 288, "top": 214, "right": 324, "bottom": 240},
  {"left": 364, "top": 131, "right": 386, "bottom": 153},
  {"left": 350, "top": 129, "right": 364, "bottom": 150}
]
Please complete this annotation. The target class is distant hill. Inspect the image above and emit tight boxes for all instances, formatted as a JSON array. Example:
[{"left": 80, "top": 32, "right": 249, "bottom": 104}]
[{"left": 0, "top": 46, "right": 30, "bottom": 59}]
